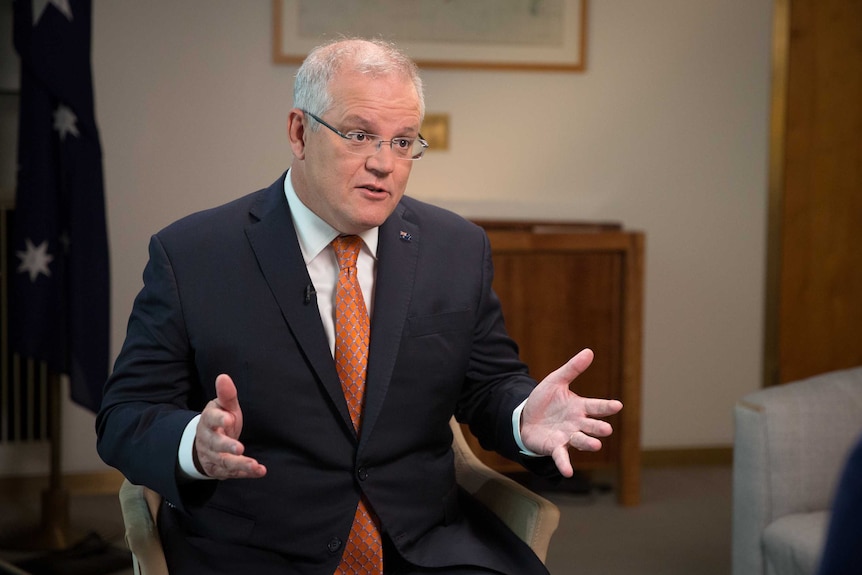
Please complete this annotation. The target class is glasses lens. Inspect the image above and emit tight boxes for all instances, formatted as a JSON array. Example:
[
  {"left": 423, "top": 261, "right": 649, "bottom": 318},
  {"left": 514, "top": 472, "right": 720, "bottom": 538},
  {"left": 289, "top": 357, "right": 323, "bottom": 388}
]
[
  {"left": 409, "top": 139, "right": 428, "bottom": 160},
  {"left": 390, "top": 138, "right": 423, "bottom": 160},
  {"left": 343, "top": 134, "right": 426, "bottom": 160},
  {"left": 403, "top": 139, "right": 426, "bottom": 160},
  {"left": 343, "top": 133, "right": 377, "bottom": 155}
]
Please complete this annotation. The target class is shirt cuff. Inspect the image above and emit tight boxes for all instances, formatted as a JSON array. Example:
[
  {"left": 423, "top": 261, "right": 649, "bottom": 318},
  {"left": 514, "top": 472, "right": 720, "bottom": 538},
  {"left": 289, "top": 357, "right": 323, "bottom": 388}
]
[
  {"left": 178, "top": 414, "right": 213, "bottom": 480},
  {"left": 513, "top": 399, "right": 543, "bottom": 457}
]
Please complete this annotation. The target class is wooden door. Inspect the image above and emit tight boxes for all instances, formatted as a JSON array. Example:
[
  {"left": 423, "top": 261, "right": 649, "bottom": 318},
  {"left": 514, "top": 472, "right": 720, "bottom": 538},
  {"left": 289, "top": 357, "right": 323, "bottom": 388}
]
[{"left": 765, "top": 0, "right": 862, "bottom": 385}]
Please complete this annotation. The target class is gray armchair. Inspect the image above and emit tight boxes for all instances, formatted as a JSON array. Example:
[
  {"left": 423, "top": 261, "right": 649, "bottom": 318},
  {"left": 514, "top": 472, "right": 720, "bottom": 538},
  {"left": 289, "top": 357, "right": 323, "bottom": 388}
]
[{"left": 732, "top": 366, "right": 862, "bottom": 575}]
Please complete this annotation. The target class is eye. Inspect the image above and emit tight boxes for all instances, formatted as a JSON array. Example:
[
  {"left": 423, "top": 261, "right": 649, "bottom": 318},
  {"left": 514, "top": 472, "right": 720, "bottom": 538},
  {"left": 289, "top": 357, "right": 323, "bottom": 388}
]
[
  {"left": 346, "top": 132, "right": 369, "bottom": 142},
  {"left": 393, "top": 138, "right": 412, "bottom": 149}
]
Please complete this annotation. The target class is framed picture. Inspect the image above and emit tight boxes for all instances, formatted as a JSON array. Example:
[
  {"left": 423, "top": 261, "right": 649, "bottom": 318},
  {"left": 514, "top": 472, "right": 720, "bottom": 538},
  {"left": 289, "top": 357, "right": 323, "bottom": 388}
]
[{"left": 272, "top": 0, "right": 588, "bottom": 72}]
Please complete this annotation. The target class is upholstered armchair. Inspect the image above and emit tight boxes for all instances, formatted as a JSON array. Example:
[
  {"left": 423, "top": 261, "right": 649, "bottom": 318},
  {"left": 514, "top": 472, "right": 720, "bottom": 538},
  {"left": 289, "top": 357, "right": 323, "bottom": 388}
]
[
  {"left": 732, "top": 366, "right": 862, "bottom": 575},
  {"left": 119, "top": 417, "right": 560, "bottom": 574}
]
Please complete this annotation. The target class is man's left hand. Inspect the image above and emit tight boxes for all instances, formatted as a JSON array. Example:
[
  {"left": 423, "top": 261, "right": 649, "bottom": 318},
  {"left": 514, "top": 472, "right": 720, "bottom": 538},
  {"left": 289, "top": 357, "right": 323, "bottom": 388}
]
[{"left": 520, "top": 348, "right": 623, "bottom": 477}]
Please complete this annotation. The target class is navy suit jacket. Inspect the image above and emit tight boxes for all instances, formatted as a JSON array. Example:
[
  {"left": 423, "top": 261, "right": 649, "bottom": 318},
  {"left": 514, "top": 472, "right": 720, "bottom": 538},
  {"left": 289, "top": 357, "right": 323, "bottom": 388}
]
[
  {"left": 97, "top": 173, "right": 555, "bottom": 574},
  {"left": 816, "top": 431, "right": 862, "bottom": 575}
]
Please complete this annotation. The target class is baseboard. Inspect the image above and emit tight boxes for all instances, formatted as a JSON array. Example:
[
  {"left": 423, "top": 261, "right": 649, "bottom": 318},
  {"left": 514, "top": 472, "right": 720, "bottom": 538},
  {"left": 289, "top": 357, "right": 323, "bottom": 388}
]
[
  {"left": 641, "top": 446, "right": 733, "bottom": 467},
  {"left": 0, "top": 469, "right": 125, "bottom": 497}
]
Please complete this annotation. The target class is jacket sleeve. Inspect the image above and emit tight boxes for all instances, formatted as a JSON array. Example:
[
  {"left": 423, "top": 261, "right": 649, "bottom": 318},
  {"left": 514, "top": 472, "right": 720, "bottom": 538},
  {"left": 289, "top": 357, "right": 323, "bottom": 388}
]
[
  {"left": 453, "top": 230, "right": 560, "bottom": 478},
  {"left": 96, "top": 233, "right": 212, "bottom": 510}
]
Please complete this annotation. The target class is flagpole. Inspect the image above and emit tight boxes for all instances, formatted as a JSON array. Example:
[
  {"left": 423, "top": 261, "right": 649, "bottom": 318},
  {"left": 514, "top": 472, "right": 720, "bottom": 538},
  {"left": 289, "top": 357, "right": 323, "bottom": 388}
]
[
  {"left": 37, "top": 370, "right": 71, "bottom": 550},
  {"left": 0, "top": 371, "right": 74, "bottom": 552},
  {"left": 0, "top": 373, "right": 128, "bottom": 573}
]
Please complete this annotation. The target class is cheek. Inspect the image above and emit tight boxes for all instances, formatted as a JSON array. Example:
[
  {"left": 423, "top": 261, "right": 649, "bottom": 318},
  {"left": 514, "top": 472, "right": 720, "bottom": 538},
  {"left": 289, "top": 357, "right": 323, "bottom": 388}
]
[
  {"left": 317, "top": 156, "right": 355, "bottom": 188},
  {"left": 393, "top": 164, "right": 413, "bottom": 189}
]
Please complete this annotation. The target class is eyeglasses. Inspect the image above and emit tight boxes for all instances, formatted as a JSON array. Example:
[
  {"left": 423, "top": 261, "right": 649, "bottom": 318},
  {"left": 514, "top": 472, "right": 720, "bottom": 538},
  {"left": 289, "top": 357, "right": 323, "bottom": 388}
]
[{"left": 303, "top": 110, "right": 429, "bottom": 161}]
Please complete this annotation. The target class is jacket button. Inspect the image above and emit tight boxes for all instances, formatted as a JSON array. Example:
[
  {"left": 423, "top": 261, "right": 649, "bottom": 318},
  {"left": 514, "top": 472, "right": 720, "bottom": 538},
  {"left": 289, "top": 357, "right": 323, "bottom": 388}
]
[
  {"left": 357, "top": 467, "right": 368, "bottom": 481},
  {"left": 327, "top": 537, "right": 342, "bottom": 553}
]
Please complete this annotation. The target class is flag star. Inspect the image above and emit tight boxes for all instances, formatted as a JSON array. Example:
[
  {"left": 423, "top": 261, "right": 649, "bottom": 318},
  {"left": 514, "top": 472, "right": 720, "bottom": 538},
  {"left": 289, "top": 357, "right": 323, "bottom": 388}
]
[
  {"left": 53, "top": 104, "right": 80, "bottom": 141},
  {"left": 33, "top": 0, "right": 73, "bottom": 25},
  {"left": 16, "top": 238, "right": 55, "bottom": 283}
]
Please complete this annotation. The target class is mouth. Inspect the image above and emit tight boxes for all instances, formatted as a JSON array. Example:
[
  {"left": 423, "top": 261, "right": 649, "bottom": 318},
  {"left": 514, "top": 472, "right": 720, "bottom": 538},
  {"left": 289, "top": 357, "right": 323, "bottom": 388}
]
[{"left": 358, "top": 184, "right": 389, "bottom": 197}]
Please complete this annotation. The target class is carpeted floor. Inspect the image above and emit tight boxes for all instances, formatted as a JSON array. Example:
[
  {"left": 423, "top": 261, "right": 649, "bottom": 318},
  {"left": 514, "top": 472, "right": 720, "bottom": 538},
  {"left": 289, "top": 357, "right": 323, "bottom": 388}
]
[
  {"left": 0, "top": 465, "right": 732, "bottom": 575},
  {"left": 543, "top": 465, "right": 732, "bottom": 574}
]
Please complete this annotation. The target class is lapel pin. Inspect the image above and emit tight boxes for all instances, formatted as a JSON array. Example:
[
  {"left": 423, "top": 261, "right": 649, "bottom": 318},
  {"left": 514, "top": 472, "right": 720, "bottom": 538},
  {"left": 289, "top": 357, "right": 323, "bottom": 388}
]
[{"left": 399, "top": 230, "right": 413, "bottom": 242}]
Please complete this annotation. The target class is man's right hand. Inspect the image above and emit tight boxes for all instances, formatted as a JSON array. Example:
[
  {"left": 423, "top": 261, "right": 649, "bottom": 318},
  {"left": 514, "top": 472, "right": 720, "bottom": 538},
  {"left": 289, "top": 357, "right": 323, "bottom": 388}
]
[{"left": 194, "top": 374, "right": 267, "bottom": 480}]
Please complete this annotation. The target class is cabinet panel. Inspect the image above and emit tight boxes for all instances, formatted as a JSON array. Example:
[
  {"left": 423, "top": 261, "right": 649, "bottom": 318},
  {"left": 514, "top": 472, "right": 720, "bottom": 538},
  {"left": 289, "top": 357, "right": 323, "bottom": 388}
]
[{"left": 464, "top": 222, "right": 643, "bottom": 505}]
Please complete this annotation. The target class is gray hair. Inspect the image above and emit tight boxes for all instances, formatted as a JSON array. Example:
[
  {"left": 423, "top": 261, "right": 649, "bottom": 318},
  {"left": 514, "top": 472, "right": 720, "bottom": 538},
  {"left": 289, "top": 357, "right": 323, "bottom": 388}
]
[{"left": 293, "top": 38, "right": 425, "bottom": 129}]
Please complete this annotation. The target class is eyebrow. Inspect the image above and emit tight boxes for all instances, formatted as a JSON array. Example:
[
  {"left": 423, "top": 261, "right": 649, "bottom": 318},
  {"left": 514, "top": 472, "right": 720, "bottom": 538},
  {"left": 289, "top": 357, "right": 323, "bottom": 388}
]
[{"left": 340, "top": 114, "right": 418, "bottom": 137}]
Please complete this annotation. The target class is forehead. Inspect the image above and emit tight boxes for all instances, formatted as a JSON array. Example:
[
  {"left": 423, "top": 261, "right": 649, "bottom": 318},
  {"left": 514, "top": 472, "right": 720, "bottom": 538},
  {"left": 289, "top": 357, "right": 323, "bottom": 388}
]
[{"left": 327, "top": 70, "right": 421, "bottom": 125}]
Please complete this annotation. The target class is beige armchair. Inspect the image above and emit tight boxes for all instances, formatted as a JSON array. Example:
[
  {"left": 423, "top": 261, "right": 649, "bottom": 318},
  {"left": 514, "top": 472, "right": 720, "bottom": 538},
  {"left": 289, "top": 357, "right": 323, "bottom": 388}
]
[
  {"left": 732, "top": 366, "right": 862, "bottom": 575},
  {"left": 119, "top": 417, "right": 560, "bottom": 574}
]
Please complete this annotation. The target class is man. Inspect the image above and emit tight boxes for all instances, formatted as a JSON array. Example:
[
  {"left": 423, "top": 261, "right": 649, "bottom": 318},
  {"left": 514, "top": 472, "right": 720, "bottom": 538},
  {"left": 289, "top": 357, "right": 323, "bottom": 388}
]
[{"left": 97, "top": 38, "right": 622, "bottom": 574}]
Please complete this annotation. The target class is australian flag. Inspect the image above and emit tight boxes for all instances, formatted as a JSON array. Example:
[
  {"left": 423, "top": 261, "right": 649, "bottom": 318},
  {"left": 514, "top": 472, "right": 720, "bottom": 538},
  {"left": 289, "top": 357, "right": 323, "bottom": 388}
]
[{"left": 10, "top": 0, "right": 109, "bottom": 413}]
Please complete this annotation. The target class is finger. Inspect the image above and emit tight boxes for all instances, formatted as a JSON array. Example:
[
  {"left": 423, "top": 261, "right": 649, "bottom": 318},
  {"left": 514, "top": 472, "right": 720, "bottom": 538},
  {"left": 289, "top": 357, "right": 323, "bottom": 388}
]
[
  {"left": 201, "top": 427, "right": 245, "bottom": 456},
  {"left": 201, "top": 453, "right": 267, "bottom": 480},
  {"left": 215, "top": 373, "right": 240, "bottom": 414},
  {"left": 582, "top": 397, "right": 624, "bottom": 417},
  {"left": 551, "top": 445, "right": 574, "bottom": 478},
  {"left": 576, "top": 418, "right": 615, "bottom": 439},
  {"left": 194, "top": 429, "right": 265, "bottom": 477},
  {"left": 196, "top": 406, "right": 246, "bottom": 464},
  {"left": 568, "top": 431, "right": 604, "bottom": 452},
  {"left": 200, "top": 401, "right": 234, "bottom": 430}
]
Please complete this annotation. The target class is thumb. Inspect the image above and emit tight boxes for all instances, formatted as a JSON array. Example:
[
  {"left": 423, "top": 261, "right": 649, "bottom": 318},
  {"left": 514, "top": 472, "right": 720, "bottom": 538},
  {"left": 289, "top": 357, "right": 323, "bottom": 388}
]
[
  {"left": 215, "top": 373, "right": 241, "bottom": 415},
  {"left": 547, "top": 348, "right": 594, "bottom": 387}
]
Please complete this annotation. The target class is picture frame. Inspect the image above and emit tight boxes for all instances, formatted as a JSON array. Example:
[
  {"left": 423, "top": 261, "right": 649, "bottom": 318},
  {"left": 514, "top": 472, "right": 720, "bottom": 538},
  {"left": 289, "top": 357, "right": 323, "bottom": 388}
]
[{"left": 272, "top": 0, "right": 588, "bottom": 72}]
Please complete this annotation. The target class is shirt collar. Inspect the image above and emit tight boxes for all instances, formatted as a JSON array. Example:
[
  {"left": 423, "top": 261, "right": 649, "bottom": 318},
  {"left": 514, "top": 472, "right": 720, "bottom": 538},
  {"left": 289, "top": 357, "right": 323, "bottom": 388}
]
[{"left": 284, "top": 169, "right": 379, "bottom": 264}]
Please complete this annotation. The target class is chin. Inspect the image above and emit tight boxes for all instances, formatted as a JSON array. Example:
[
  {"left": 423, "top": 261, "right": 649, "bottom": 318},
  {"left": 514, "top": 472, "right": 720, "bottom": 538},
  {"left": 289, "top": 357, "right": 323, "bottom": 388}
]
[{"left": 357, "top": 205, "right": 397, "bottom": 229}]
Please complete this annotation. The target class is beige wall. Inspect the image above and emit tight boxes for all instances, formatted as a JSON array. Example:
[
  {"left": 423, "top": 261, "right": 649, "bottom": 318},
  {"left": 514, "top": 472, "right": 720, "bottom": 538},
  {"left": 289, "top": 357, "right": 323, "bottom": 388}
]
[{"left": 0, "top": 0, "right": 773, "bottom": 475}]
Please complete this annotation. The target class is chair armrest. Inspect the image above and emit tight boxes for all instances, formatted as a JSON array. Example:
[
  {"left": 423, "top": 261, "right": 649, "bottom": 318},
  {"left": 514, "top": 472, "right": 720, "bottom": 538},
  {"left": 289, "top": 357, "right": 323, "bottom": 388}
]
[
  {"left": 117, "top": 426, "right": 561, "bottom": 570},
  {"left": 731, "top": 366, "right": 862, "bottom": 575},
  {"left": 732, "top": 398, "right": 771, "bottom": 575},
  {"left": 119, "top": 479, "right": 169, "bottom": 575},
  {"left": 450, "top": 418, "right": 560, "bottom": 563}
]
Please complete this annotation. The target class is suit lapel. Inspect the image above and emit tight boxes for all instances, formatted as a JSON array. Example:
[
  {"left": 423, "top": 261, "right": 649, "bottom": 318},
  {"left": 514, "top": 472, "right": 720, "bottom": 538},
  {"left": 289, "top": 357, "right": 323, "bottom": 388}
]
[
  {"left": 360, "top": 204, "right": 420, "bottom": 449},
  {"left": 243, "top": 177, "right": 354, "bottom": 432}
]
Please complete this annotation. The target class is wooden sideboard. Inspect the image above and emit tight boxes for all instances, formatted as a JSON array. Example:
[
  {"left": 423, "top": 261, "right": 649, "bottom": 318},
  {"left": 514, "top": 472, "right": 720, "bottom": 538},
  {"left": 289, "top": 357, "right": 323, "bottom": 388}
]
[{"left": 465, "top": 221, "right": 644, "bottom": 506}]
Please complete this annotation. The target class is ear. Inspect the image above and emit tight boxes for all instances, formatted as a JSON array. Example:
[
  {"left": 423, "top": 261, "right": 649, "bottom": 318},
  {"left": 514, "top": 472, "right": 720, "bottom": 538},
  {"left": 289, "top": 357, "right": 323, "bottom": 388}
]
[{"left": 287, "top": 109, "right": 307, "bottom": 160}]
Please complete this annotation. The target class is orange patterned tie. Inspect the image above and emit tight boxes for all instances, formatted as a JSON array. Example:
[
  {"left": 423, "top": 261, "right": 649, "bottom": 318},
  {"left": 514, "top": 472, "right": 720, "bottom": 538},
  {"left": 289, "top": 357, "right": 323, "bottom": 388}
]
[{"left": 331, "top": 236, "right": 383, "bottom": 575}]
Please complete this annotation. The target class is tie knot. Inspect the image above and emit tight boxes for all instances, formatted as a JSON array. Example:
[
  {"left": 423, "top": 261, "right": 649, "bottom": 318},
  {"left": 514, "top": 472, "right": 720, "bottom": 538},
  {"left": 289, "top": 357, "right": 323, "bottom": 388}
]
[{"left": 332, "top": 235, "right": 362, "bottom": 269}]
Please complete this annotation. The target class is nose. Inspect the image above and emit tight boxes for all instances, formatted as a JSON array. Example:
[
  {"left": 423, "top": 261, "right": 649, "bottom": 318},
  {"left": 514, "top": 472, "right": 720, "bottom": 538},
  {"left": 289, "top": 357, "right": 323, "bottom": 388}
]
[{"left": 364, "top": 142, "right": 397, "bottom": 174}]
